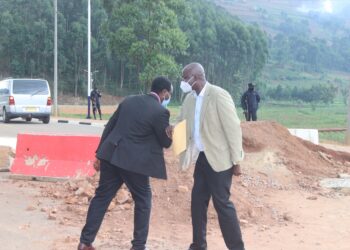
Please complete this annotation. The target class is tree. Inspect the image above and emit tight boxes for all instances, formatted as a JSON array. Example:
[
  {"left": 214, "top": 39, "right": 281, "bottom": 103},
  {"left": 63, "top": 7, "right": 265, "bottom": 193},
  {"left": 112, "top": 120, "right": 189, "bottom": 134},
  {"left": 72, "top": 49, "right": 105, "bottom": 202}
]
[
  {"left": 0, "top": 0, "right": 54, "bottom": 78},
  {"left": 177, "top": 0, "right": 268, "bottom": 98},
  {"left": 266, "top": 84, "right": 337, "bottom": 105},
  {"left": 105, "top": 0, "right": 188, "bottom": 92},
  {"left": 0, "top": 0, "right": 268, "bottom": 99}
]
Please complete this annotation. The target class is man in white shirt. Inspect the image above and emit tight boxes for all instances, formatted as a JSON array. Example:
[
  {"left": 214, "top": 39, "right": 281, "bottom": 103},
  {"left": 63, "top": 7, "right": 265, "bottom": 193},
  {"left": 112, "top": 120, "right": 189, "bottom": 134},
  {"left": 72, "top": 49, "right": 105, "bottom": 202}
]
[{"left": 177, "top": 62, "right": 245, "bottom": 250}]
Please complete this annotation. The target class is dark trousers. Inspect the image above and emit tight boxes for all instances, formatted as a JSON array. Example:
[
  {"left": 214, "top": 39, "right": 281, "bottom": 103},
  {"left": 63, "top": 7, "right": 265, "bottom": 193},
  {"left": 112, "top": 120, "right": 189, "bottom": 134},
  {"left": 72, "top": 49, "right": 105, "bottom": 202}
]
[
  {"left": 246, "top": 110, "right": 257, "bottom": 121},
  {"left": 190, "top": 152, "right": 244, "bottom": 250},
  {"left": 92, "top": 103, "right": 102, "bottom": 120},
  {"left": 80, "top": 160, "right": 151, "bottom": 250}
]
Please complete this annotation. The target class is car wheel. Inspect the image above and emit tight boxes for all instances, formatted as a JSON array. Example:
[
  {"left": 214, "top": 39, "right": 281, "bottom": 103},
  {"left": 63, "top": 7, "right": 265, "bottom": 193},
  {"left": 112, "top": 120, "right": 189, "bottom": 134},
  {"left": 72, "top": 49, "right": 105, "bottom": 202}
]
[
  {"left": 25, "top": 117, "right": 32, "bottom": 122},
  {"left": 42, "top": 116, "right": 50, "bottom": 124},
  {"left": 3, "top": 108, "right": 10, "bottom": 123}
]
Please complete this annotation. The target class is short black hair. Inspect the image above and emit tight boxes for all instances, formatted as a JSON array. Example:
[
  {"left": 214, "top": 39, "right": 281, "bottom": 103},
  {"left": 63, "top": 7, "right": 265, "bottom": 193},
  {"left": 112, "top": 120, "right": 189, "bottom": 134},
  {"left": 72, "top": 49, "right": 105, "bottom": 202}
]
[{"left": 151, "top": 76, "right": 172, "bottom": 94}]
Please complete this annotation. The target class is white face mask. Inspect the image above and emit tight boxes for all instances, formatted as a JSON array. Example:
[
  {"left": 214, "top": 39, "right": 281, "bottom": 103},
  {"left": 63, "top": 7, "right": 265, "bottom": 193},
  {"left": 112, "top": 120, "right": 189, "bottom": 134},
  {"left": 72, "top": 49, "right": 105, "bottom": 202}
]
[
  {"left": 180, "top": 77, "right": 195, "bottom": 93},
  {"left": 161, "top": 96, "right": 171, "bottom": 108}
]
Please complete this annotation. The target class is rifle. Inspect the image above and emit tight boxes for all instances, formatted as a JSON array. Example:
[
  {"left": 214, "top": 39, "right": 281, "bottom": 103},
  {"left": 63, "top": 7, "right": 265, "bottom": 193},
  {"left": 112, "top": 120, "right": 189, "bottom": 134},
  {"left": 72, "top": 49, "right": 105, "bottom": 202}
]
[
  {"left": 243, "top": 95, "right": 248, "bottom": 120},
  {"left": 243, "top": 110, "right": 248, "bottom": 121}
]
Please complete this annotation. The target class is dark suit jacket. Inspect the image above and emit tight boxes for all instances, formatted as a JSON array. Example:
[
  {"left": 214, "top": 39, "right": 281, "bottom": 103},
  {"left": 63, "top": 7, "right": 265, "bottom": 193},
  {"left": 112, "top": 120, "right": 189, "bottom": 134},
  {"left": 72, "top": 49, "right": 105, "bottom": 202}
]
[
  {"left": 241, "top": 90, "right": 260, "bottom": 111},
  {"left": 96, "top": 94, "right": 172, "bottom": 179}
]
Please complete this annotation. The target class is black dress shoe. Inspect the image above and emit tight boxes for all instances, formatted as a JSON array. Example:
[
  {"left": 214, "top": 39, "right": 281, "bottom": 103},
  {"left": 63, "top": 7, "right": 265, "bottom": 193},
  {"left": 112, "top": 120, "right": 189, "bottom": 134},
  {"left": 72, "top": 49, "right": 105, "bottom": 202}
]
[
  {"left": 77, "top": 242, "right": 95, "bottom": 250},
  {"left": 188, "top": 246, "right": 207, "bottom": 250}
]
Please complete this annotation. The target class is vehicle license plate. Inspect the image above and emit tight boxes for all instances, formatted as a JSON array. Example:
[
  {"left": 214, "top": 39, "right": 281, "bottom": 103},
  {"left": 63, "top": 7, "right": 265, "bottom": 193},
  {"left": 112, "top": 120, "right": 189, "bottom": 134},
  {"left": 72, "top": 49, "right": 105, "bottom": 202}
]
[{"left": 25, "top": 107, "right": 38, "bottom": 112}]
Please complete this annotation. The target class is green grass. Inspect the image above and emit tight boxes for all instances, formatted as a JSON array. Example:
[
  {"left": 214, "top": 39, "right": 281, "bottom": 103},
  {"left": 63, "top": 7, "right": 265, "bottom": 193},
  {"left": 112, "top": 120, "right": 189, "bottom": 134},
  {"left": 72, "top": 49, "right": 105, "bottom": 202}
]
[
  {"left": 255, "top": 103, "right": 347, "bottom": 129},
  {"left": 319, "top": 131, "right": 346, "bottom": 144},
  {"left": 59, "top": 113, "right": 93, "bottom": 119},
  {"left": 58, "top": 113, "right": 110, "bottom": 120},
  {"left": 61, "top": 105, "right": 181, "bottom": 122}
]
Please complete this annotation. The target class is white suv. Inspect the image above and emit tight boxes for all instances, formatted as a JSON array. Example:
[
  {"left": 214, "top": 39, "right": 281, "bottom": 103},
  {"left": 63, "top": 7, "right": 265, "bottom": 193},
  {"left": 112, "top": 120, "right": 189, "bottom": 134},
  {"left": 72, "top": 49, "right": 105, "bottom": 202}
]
[{"left": 0, "top": 78, "right": 52, "bottom": 123}]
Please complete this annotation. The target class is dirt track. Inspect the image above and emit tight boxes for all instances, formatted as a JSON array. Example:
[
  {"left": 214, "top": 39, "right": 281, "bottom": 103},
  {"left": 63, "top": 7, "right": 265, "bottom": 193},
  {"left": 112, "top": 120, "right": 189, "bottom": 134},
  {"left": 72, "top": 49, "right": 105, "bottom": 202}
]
[
  {"left": 1, "top": 121, "right": 350, "bottom": 249},
  {"left": 57, "top": 105, "right": 117, "bottom": 115}
]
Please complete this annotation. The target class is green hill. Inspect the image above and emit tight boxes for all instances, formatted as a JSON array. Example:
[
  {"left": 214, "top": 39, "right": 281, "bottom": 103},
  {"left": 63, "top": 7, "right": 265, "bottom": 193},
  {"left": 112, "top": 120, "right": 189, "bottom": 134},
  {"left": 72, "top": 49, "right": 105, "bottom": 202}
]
[
  {"left": 213, "top": 0, "right": 350, "bottom": 95},
  {"left": 215, "top": 0, "right": 350, "bottom": 39}
]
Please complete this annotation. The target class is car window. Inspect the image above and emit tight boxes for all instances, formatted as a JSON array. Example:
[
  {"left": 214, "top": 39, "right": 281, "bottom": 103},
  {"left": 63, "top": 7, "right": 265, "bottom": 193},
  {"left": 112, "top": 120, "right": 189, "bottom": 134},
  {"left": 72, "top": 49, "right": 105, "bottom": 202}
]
[
  {"left": 0, "top": 81, "right": 10, "bottom": 95},
  {"left": 13, "top": 80, "right": 49, "bottom": 95},
  {"left": 0, "top": 89, "right": 9, "bottom": 95}
]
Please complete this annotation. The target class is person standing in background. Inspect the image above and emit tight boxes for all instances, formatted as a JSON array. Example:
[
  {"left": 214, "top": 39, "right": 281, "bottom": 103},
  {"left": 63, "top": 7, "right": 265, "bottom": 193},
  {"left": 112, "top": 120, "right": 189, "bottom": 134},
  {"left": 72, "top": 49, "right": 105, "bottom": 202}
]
[
  {"left": 241, "top": 83, "right": 260, "bottom": 121},
  {"left": 91, "top": 86, "right": 102, "bottom": 120}
]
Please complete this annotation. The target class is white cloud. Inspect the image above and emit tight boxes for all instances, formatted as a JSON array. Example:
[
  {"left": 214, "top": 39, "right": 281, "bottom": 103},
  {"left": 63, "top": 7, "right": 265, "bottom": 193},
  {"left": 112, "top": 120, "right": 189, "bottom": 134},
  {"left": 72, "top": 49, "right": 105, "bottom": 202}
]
[
  {"left": 323, "top": 0, "right": 333, "bottom": 13},
  {"left": 297, "top": 0, "right": 335, "bottom": 14}
]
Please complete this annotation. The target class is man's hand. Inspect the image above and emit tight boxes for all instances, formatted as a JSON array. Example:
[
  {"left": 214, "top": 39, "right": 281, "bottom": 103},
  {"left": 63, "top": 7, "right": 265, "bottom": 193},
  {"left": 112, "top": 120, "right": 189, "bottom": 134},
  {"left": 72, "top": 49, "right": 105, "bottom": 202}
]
[
  {"left": 93, "top": 158, "right": 101, "bottom": 172},
  {"left": 165, "top": 125, "right": 174, "bottom": 139},
  {"left": 232, "top": 164, "right": 242, "bottom": 176}
]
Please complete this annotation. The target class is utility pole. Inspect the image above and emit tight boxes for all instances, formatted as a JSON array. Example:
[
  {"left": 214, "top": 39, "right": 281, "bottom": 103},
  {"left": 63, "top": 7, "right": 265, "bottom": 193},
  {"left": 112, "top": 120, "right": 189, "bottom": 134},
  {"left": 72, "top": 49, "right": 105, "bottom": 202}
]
[
  {"left": 86, "top": 0, "right": 92, "bottom": 119},
  {"left": 54, "top": 0, "right": 58, "bottom": 116},
  {"left": 346, "top": 85, "right": 350, "bottom": 144}
]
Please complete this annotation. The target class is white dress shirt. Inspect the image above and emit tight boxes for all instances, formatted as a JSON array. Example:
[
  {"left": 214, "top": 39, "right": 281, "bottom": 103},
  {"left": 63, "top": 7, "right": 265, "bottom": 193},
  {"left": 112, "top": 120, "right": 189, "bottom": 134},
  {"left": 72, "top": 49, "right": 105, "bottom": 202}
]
[{"left": 193, "top": 83, "right": 207, "bottom": 152}]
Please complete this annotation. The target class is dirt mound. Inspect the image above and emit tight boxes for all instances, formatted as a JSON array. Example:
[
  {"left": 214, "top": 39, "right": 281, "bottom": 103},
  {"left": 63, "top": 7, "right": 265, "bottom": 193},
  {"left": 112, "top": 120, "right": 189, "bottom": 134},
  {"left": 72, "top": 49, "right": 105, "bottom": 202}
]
[{"left": 242, "top": 121, "right": 350, "bottom": 176}]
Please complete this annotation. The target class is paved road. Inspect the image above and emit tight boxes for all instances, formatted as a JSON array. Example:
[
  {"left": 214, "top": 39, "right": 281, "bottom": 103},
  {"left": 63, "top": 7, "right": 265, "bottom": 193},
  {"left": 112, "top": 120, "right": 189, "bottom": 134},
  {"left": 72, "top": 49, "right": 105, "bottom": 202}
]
[{"left": 0, "top": 118, "right": 105, "bottom": 148}]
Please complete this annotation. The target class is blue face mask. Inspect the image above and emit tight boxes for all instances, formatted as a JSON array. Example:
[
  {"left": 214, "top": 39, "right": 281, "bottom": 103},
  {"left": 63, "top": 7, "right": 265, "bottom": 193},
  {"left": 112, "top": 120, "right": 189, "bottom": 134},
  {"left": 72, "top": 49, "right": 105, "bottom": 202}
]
[{"left": 162, "top": 96, "right": 171, "bottom": 108}]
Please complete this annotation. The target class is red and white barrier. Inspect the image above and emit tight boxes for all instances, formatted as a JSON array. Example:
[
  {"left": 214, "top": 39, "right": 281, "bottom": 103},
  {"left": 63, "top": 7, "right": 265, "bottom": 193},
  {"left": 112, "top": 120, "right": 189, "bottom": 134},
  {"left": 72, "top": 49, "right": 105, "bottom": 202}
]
[{"left": 11, "top": 134, "right": 100, "bottom": 178}]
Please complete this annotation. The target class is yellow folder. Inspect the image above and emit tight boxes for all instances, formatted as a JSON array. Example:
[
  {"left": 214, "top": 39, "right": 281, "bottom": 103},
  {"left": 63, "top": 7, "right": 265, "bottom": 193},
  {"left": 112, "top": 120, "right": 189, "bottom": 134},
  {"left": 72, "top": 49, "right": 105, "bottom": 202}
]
[{"left": 172, "top": 120, "right": 187, "bottom": 155}]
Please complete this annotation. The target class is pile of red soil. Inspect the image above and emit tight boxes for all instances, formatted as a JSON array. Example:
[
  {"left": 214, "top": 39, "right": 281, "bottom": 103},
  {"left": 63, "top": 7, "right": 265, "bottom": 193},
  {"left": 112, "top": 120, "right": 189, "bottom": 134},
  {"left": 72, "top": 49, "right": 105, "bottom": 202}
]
[{"left": 242, "top": 121, "right": 350, "bottom": 176}]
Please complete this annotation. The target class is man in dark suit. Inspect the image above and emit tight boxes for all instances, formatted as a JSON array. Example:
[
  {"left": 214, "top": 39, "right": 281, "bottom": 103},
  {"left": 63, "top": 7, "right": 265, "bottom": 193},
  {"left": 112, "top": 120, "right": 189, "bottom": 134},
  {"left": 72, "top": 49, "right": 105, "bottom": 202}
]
[
  {"left": 90, "top": 86, "right": 102, "bottom": 120},
  {"left": 78, "top": 76, "right": 173, "bottom": 250},
  {"left": 240, "top": 82, "right": 260, "bottom": 121}
]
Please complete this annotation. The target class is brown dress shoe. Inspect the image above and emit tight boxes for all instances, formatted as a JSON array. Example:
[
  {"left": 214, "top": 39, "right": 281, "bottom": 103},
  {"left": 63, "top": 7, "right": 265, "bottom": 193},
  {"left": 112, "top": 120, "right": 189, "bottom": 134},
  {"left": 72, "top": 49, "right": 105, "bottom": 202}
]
[{"left": 77, "top": 242, "right": 95, "bottom": 250}]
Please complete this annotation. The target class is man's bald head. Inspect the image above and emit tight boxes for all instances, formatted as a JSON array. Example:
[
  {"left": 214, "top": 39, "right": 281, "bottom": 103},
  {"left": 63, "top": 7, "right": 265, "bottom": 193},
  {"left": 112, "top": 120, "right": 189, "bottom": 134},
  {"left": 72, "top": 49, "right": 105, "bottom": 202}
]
[
  {"left": 181, "top": 62, "right": 207, "bottom": 94},
  {"left": 182, "top": 62, "right": 206, "bottom": 81}
]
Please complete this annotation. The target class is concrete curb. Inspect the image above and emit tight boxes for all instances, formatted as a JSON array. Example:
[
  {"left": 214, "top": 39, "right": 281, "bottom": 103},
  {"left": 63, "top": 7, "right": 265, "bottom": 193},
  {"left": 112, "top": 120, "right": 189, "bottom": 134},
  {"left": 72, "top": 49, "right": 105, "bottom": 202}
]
[
  {"left": 57, "top": 120, "right": 69, "bottom": 123},
  {"left": 53, "top": 119, "right": 105, "bottom": 127},
  {"left": 79, "top": 122, "right": 92, "bottom": 125},
  {"left": 9, "top": 174, "right": 68, "bottom": 182}
]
